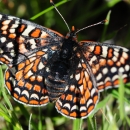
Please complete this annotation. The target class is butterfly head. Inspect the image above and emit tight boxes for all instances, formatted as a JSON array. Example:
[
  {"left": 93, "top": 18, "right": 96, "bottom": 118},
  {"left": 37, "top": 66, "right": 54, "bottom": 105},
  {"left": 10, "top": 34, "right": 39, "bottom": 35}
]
[{"left": 65, "top": 26, "right": 78, "bottom": 42}]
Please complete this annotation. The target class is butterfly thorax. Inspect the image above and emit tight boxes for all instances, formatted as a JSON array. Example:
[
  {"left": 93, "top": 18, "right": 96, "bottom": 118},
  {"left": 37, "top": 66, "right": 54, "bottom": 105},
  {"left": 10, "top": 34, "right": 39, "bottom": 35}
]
[{"left": 45, "top": 31, "right": 78, "bottom": 102}]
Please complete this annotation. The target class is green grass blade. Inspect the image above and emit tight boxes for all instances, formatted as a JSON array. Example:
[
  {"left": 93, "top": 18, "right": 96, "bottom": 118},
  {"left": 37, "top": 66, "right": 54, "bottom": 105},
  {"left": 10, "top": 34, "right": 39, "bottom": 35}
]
[
  {"left": 0, "top": 66, "right": 13, "bottom": 110},
  {"left": 0, "top": 109, "right": 12, "bottom": 123},
  {"left": 30, "top": 0, "right": 69, "bottom": 20},
  {"left": 87, "top": 116, "right": 97, "bottom": 130},
  {"left": 17, "top": 103, "right": 38, "bottom": 130},
  {"left": 45, "top": 117, "right": 54, "bottom": 130},
  {"left": 106, "top": 106, "right": 118, "bottom": 130},
  {"left": 112, "top": 90, "right": 130, "bottom": 105},
  {"left": 29, "top": 113, "right": 32, "bottom": 130},
  {"left": 107, "top": 0, "right": 121, "bottom": 7},
  {"left": 90, "top": 94, "right": 111, "bottom": 118},
  {"left": 118, "top": 77, "right": 125, "bottom": 120},
  {"left": 38, "top": 107, "right": 43, "bottom": 130},
  {"left": 72, "top": 119, "right": 83, "bottom": 130},
  {"left": 101, "top": 10, "right": 111, "bottom": 42}
]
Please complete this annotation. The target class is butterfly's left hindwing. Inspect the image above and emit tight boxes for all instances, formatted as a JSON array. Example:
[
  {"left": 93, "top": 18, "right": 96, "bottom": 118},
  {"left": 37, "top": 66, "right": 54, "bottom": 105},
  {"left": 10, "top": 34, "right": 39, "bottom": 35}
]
[{"left": 5, "top": 67, "right": 49, "bottom": 106}]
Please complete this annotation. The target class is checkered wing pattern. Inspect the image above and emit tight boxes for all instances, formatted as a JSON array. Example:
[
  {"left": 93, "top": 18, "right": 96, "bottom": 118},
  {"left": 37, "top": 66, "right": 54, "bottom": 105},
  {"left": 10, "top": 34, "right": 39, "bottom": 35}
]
[
  {"left": 5, "top": 50, "right": 50, "bottom": 106},
  {"left": 0, "top": 13, "right": 63, "bottom": 67},
  {"left": 80, "top": 41, "right": 130, "bottom": 91},
  {"left": 55, "top": 59, "right": 99, "bottom": 119},
  {"left": 0, "top": 13, "right": 130, "bottom": 119},
  {"left": 0, "top": 13, "right": 63, "bottom": 106},
  {"left": 55, "top": 41, "right": 130, "bottom": 119}
]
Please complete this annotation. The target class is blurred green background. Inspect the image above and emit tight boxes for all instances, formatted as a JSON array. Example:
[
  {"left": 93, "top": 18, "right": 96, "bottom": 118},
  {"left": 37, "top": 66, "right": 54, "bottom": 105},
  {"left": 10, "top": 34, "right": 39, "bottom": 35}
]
[
  {"left": 0, "top": 0, "right": 130, "bottom": 46},
  {"left": 0, "top": 0, "right": 130, "bottom": 130}
]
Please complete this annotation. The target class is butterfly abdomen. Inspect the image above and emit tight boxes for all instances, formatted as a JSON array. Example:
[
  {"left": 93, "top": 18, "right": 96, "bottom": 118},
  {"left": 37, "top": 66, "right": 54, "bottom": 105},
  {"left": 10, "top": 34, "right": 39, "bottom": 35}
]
[{"left": 45, "top": 36, "right": 77, "bottom": 102}]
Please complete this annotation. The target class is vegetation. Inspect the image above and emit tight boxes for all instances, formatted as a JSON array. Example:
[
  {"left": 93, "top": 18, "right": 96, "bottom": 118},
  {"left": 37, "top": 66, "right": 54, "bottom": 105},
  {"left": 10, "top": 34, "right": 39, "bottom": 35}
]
[{"left": 0, "top": 0, "right": 130, "bottom": 129}]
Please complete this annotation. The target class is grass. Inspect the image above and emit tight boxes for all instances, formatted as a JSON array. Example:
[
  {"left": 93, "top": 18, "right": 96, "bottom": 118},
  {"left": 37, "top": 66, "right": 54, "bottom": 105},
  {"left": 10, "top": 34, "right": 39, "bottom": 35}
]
[{"left": 0, "top": 0, "right": 130, "bottom": 129}]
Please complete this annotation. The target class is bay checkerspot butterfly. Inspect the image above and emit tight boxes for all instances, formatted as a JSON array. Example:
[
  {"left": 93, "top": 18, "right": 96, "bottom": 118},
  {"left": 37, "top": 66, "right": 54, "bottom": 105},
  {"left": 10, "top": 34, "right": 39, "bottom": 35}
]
[{"left": 0, "top": 1, "right": 130, "bottom": 119}]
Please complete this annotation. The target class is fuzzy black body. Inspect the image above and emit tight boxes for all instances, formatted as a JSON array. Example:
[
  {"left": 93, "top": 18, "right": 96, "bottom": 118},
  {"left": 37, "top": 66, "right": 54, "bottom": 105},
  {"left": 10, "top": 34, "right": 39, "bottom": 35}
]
[{"left": 45, "top": 33, "right": 78, "bottom": 102}]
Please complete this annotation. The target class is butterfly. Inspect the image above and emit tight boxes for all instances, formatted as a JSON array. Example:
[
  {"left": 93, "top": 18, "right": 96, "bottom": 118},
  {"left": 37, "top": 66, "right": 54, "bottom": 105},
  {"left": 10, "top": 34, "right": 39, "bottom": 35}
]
[{"left": 0, "top": 9, "right": 130, "bottom": 119}]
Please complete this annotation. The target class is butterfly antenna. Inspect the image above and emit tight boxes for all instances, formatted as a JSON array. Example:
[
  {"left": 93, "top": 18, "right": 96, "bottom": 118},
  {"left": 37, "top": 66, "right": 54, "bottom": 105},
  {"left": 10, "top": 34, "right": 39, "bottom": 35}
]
[
  {"left": 75, "top": 20, "right": 107, "bottom": 34},
  {"left": 50, "top": 0, "right": 70, "bottom": 32}
]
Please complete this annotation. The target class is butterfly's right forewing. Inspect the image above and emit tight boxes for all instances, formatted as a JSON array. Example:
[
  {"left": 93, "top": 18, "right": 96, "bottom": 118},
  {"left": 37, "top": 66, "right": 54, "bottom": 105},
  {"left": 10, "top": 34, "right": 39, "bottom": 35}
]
[{"left": 80, "top": 41, "right": 130, "bottom": 91}]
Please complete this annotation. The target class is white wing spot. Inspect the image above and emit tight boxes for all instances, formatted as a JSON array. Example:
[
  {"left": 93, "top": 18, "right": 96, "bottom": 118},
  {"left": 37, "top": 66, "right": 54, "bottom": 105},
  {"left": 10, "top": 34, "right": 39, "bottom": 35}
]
[
  {"left": 78, "top": 63, "right": 82, "bottom": 67},
  {"left": 27, "top": 70, "right": 33, "bottom": 77},
  {"left": 79, "top": 85, "right": 83, "bottom": 92},
  {"left": 63, "top": 103, "right": 71, "bottom": 110},
  {"left": 9, "top": 29, "right": 15, "bottom": 33},
  {"left": 113, "top": 51, "right": 119, "bottom": 57},
  {"left": 21, "top": 90, "right": 29, "bottom": 98},
  {"left": 11, "top": 24, "right": 19, "bottom": 28},
  {"left": 42, "top": 49, "right": 48, "bottom": 52},
  {"left": 40, "top": 96, "right": 49, "bottom": 100},
  {"left": 30, "top": 93, "right": 39, "bottom": 100},
  {"left": 112, "top": 56, "right": 117, "bottom": 62},
  {"left": 0, "top": 14, "right": 2, "bottom": 19},
  {"left": 22, "top": 25, "right": 35, "bottom": 36},
  {"left": 2, "top": 25, "right": 8, "bottom": 30},
  {"left": 119, "top": 67, "right": 124, "bottom": 73},
  {"left": 91, "top": 88, "right": 96, "bottom": 97},
  {"left": 0, "top": 37, "right": 6, "bottom": 43},
  {"left": 80, "top": 106, "right": 87, "bottom": 111},
  {"left": 90, "top": 56, "right": 97, "bottom": 65},
  {"left": 101, "top": 46, "right": 108, "bottom": 57},
  {"left": 38, "top": 62, "right": 45, "bottom": 69},
  {"left": 96, "top": 73, "right": 102, "bottom": 81},
  {"left": 75, "top": 73, "right": 80, "bottom": 81},
  {"left": 125, "top": 64, "right": 130, "bottom": 71},
  {"left": 14, "top": 87, "right": 21, "bottom": 95},
  {"left": 112, "top": 75, "right": 118, "bottom": 81},
  {"left": 97, "top": 81, "right": 104, "bottom": 87},
  {"left": 3, "top": 20, "right": 11, "bottom": 24},
  {"left": 87, "top": 99, "right": 93, "bottom": 108},
  {"left": 71, "top": 105, "right": 79, "bottom": 111},
  {"left": 122, "top": 52, "right": 128, "bottom": 59},
  {"left": 105, "top": 77, "right": 111, "bottom": 83},
  {"left": 111, "top": 67, "right": 117, "bottom": 73},
  {"left": 6, "top": 42, "right": 14, "bottom": 48},
  {"left": 29, "top": 39, "right": 37, "bottom": 49}
]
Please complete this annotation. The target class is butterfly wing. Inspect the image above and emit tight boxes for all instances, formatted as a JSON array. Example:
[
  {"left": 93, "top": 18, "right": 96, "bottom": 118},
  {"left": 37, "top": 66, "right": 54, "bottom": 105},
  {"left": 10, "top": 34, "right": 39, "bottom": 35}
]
[
  {"left": 55, "top": 41, "right": 130, "bottom": 119},
  {"left": 5, "top": 49, "right": 50, "bottom": 106},
  {"left": 79, "top": 41, "right": 130, "bottom": 91},
  {"left": 0, "top": 13, "right": 64, "bottom": 106},
  {"left": 55, "top": 57, "right": 99, "bottom": 119},
  {"left": 0, "top": 13, "right": 63, "bottom": 66}
]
